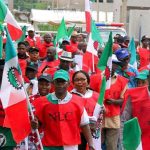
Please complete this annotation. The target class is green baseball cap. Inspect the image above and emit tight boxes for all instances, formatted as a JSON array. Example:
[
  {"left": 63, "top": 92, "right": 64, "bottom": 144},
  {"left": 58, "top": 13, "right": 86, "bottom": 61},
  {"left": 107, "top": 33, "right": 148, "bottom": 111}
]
[
  {"left": 136, "top": 70, "right": 149, "bottom": 80},
  {"left": 53, "top": 69, "right": 70, "bottom": 81}
]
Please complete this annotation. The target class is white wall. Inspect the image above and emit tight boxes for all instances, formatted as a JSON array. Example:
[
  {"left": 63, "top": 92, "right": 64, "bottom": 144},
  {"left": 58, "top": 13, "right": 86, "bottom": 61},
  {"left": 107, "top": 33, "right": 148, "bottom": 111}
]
[
  {"left": 127, "top": 0, "right": 150, "bottom": 7},
  {"left": 129, "top": 10, "right": 150, "bottom": 41}
]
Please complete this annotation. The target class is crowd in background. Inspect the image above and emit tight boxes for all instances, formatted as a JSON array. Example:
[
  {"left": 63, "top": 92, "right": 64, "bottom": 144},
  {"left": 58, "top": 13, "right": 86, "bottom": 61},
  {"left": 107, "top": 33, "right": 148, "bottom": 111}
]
[{"left": 0, "top": 25, "right": 150, "bottom": 150}]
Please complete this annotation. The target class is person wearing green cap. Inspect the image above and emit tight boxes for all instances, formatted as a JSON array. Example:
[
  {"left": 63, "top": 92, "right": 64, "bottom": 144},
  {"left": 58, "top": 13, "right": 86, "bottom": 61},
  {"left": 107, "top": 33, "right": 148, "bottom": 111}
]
[
  {"left": 136, "top": 70, "right": 149, "bottom": 87},
  {"left": 120, "top": 69, "right": 150, "bottom": 150},
  {"left": 31, "top": 69, "right": 95, "bottom": 150}
]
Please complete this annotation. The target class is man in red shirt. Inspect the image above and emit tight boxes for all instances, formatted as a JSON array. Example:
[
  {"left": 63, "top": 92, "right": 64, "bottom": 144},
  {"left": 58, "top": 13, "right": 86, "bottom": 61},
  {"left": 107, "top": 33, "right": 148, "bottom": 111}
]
[
  {"left": 38, "top": 47, "right": 59, "bottom": 75},
  {"left": 70, "top": 31, "right": 78, "bottom": 49},
  {"left": 25, "top": 26, "right": 41, "bottom": 49},
  {"left": 17, "top": 41, "right": 29, "bottom": 76},
  {"left": 31, "top": 69, "right": 95, "bottom": 150},
  {"left": 39, "top": 33, "right": 53, "bottom": 59},
  {"left": 137, "top": 35, "right": 150, "bottom": 69}
]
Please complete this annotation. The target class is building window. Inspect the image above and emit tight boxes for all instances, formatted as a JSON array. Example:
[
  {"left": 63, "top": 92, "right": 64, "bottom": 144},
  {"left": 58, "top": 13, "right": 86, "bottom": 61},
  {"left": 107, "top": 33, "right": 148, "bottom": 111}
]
[
  {"left": 99, "top": 0, "right": 104, "bottom": 2},
  {"left": 107, "top": 0, "right": 113, "bottom": 3}
]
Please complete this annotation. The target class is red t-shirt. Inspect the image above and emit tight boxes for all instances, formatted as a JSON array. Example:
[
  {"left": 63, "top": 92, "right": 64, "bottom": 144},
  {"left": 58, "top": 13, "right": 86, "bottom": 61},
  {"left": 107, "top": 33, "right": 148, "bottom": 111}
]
[
  {"left": 25, "top": 36, "right": 41, "bottom": 49},
  {"left": 32, "top": 94, "right": 84, "bottom": 146},
  {"left": 83, "top": 91, "right": 99, "bottom": 116},
  {"left": 138, "top": 47, "right": 150, "bottom": 69},
  {"left": 38, "top": 59, "right": 60, "bottom": 75},
  {"left": 39, "top": 42, "right": 54, "bottom": 58},
  {"left": 104, "top": 75, "right": 128, "bottom": 117}
]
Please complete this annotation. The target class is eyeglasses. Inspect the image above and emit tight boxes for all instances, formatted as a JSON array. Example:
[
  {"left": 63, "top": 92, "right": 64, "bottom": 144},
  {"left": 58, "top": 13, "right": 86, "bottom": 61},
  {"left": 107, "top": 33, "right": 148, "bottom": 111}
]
[{"left": 74, "top": 78, "right": 87, "bottom": 82}]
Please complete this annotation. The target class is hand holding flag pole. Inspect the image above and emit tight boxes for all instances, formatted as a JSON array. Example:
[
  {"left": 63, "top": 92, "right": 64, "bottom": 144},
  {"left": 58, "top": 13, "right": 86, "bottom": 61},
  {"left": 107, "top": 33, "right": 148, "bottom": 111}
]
[
  {"left": 3, "top": 27, "right": 43, "bottom": 149},
  {"left": 22, "top": 82, "right": 44, "bottom": 150},
  {"left": 96, "top": 76, "right": 106, "bottom": 130},
  {"left": 96, "top": 32, "right": 113, "bottom": 130}
]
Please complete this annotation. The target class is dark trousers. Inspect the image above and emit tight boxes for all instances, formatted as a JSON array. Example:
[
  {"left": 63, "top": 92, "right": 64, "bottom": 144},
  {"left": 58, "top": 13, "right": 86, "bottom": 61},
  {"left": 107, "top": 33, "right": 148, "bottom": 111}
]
[{"left": 78, "top": 133, "right": 87, "bottom": 150}]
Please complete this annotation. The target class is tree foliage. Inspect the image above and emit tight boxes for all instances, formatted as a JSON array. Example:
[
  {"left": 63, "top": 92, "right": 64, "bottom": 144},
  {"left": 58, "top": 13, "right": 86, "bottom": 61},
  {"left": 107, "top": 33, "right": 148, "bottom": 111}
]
[{"left": 14, "top": 0, "right": 48, "bottom": 11}]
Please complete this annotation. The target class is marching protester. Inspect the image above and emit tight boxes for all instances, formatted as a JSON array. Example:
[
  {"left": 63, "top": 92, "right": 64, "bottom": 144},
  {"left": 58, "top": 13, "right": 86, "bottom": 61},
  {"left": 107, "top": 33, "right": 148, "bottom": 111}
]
[
  {"left": 101, "top": 56, "right": 128, "bottom": 150},
  {"left": 71, "top": 70, "right": 102, "bottom": 150},
  {"left": 114, "top": 48, "right": 139, "bottom": 88},
  {"left": 28, "top": 74, "right": 52, "bottom": 149},
  {"left": 31, "top": 69, "right": 95, "bottom": 150},
  {"left": 25, "top": 26, "right": 41, "bottom": 50},
  {"left": 39, "top": 33, "right": 53, "bottom": 60},
  {"left": 38, "top": 46, "right": 59, "bottom": 75},
  {"left": 0, "top": 1, "right": 150, "bottom": 149},
  {"left": 137, "top": 35, "right": 150, "bottom": 69}
]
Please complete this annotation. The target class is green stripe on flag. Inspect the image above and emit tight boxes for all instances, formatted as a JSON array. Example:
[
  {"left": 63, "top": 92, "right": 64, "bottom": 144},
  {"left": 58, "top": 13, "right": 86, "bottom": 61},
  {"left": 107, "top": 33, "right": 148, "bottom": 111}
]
[
  {"left": 91, "top": 19, "right": 104, "bottom": 47},
  {"left": 128, "top": 37, "right": 137, "bottom": 66},
  {"left": 5, "top": 28, "right": 17, "bottom": 62},
  {"left": 0, "top": 24, "right": 4, "bottom": 58},
  {"left": 0, "top": 0, "right": 7, "bottom": 22},
  {"left": 17, "top": 26, "right": 26, "bottom": 43},
  {"left": 67, "top": 24, "right": 76, "bottom": 38},
  {"left": 97, "top": 32, "right": 113, "bottom": 71},
  {"left": 98, "top": 76, "right": 106, "bottom": 106},
  {"left": 123, "top": 117, "right": 141, "bottom": 150},
  {"left": 55, "top": 17, "right": 68, "bottom": 45},
  {"left": 0, "top": 35, "right": 2, "bottom": 58}
]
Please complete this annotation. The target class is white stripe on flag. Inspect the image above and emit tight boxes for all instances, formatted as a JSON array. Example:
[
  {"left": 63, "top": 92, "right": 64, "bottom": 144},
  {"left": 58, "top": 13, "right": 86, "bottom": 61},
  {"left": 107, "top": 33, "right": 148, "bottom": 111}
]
[
  {"left": 136, "top": 142, "right": 143, "bottom": 150},
  {"left": 106, "top": 56, "right": 112, "bottom": 89}
]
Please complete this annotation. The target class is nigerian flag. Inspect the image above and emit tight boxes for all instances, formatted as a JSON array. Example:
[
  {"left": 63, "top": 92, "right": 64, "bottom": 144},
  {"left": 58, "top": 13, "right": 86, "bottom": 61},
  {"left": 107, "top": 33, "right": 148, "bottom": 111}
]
[
  {"left": 123, "top": 118, "right": 142, "bottom": 150},
  {"left": 0, "top": 29, "right": 31, "bottom": 143},
  {"left": 0, "top": 24, "right": 3, "bottom": 58},
  {"left": 128, "top": 37, "right": 137, "bottom": 69},
  {"left": 0, "top": 0, "right": 22, "bottom": 40},
  {"left": 54, "top": 17, "right": 68, "bottom": 47},
  {"left": 97, "top": 32, "right": 113, "bottom": 89}
]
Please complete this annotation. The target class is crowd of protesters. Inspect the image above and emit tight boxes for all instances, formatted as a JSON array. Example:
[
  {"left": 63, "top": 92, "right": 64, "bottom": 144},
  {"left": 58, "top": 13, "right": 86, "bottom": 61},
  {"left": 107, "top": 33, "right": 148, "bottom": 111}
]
[{"left": 0, "top": 24, "right": 149, "bottom": 150}]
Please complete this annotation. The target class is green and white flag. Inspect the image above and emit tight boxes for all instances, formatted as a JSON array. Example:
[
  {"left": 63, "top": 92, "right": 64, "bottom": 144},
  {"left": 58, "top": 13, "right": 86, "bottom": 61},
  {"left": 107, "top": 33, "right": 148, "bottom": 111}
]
[
  {"left": 54, "top": 17, "right": 68, "bottom": 47},
  {"left": 97, "top": 32, "right": 113, "bottom": 89},
  {"left": 123, "top": 117, "right": 142, "bottom": 150},
  {"left": 0, "top": 24, "right": 3, "bottom": 58},
  {"left": 0, "top": 0, "right": 22, "bottom": 40},
  {"left": 128, "top": 37, "right": 137, "bottom": 69},
  {"left": 54, "top": 17, "right": 68, "bottom": 58},
  {"left": 90, "top": 76, "right": 106, "bottom": 150},
  {"left": 67, "top": 24, "right": 76, "bottom": 38},
  {"left": 87, "top": 19, "right": 104, "bottom": 56}
]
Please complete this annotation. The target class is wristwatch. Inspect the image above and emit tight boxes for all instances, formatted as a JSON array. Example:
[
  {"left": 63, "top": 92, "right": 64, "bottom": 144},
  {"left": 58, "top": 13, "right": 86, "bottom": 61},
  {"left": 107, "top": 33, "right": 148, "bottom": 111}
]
[{"left": 89, "top": 145, "right": 95, "bottom": 150}]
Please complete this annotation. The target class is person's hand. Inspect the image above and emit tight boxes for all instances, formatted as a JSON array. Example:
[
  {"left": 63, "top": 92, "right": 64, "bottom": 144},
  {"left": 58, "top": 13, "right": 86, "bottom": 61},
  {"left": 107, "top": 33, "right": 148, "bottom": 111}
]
[
  {"left": 70, "top": 62, "right": 77, "bottom": 68},
  {"left": 31, "top": 117, "right": 39, "bottom": 129}
]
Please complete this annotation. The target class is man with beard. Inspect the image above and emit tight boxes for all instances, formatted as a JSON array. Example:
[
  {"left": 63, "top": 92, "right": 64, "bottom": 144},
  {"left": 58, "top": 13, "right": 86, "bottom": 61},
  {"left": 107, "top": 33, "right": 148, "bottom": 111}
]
[
  {"left": 39, "top": 33, "right": 53, "bottom": 59},
  {"left": 38, "top": 47, "right": 59, "bottom": 75}
]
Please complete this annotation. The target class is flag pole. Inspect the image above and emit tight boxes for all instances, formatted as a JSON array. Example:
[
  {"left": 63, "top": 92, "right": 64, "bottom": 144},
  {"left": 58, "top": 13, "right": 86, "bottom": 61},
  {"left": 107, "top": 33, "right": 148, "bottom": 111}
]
[
  {"left": 22, "top": 80, "right": 44, "bottom": 150},
  {"left": 92, "top": 52, "right": 95, "bottom": 73}
]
